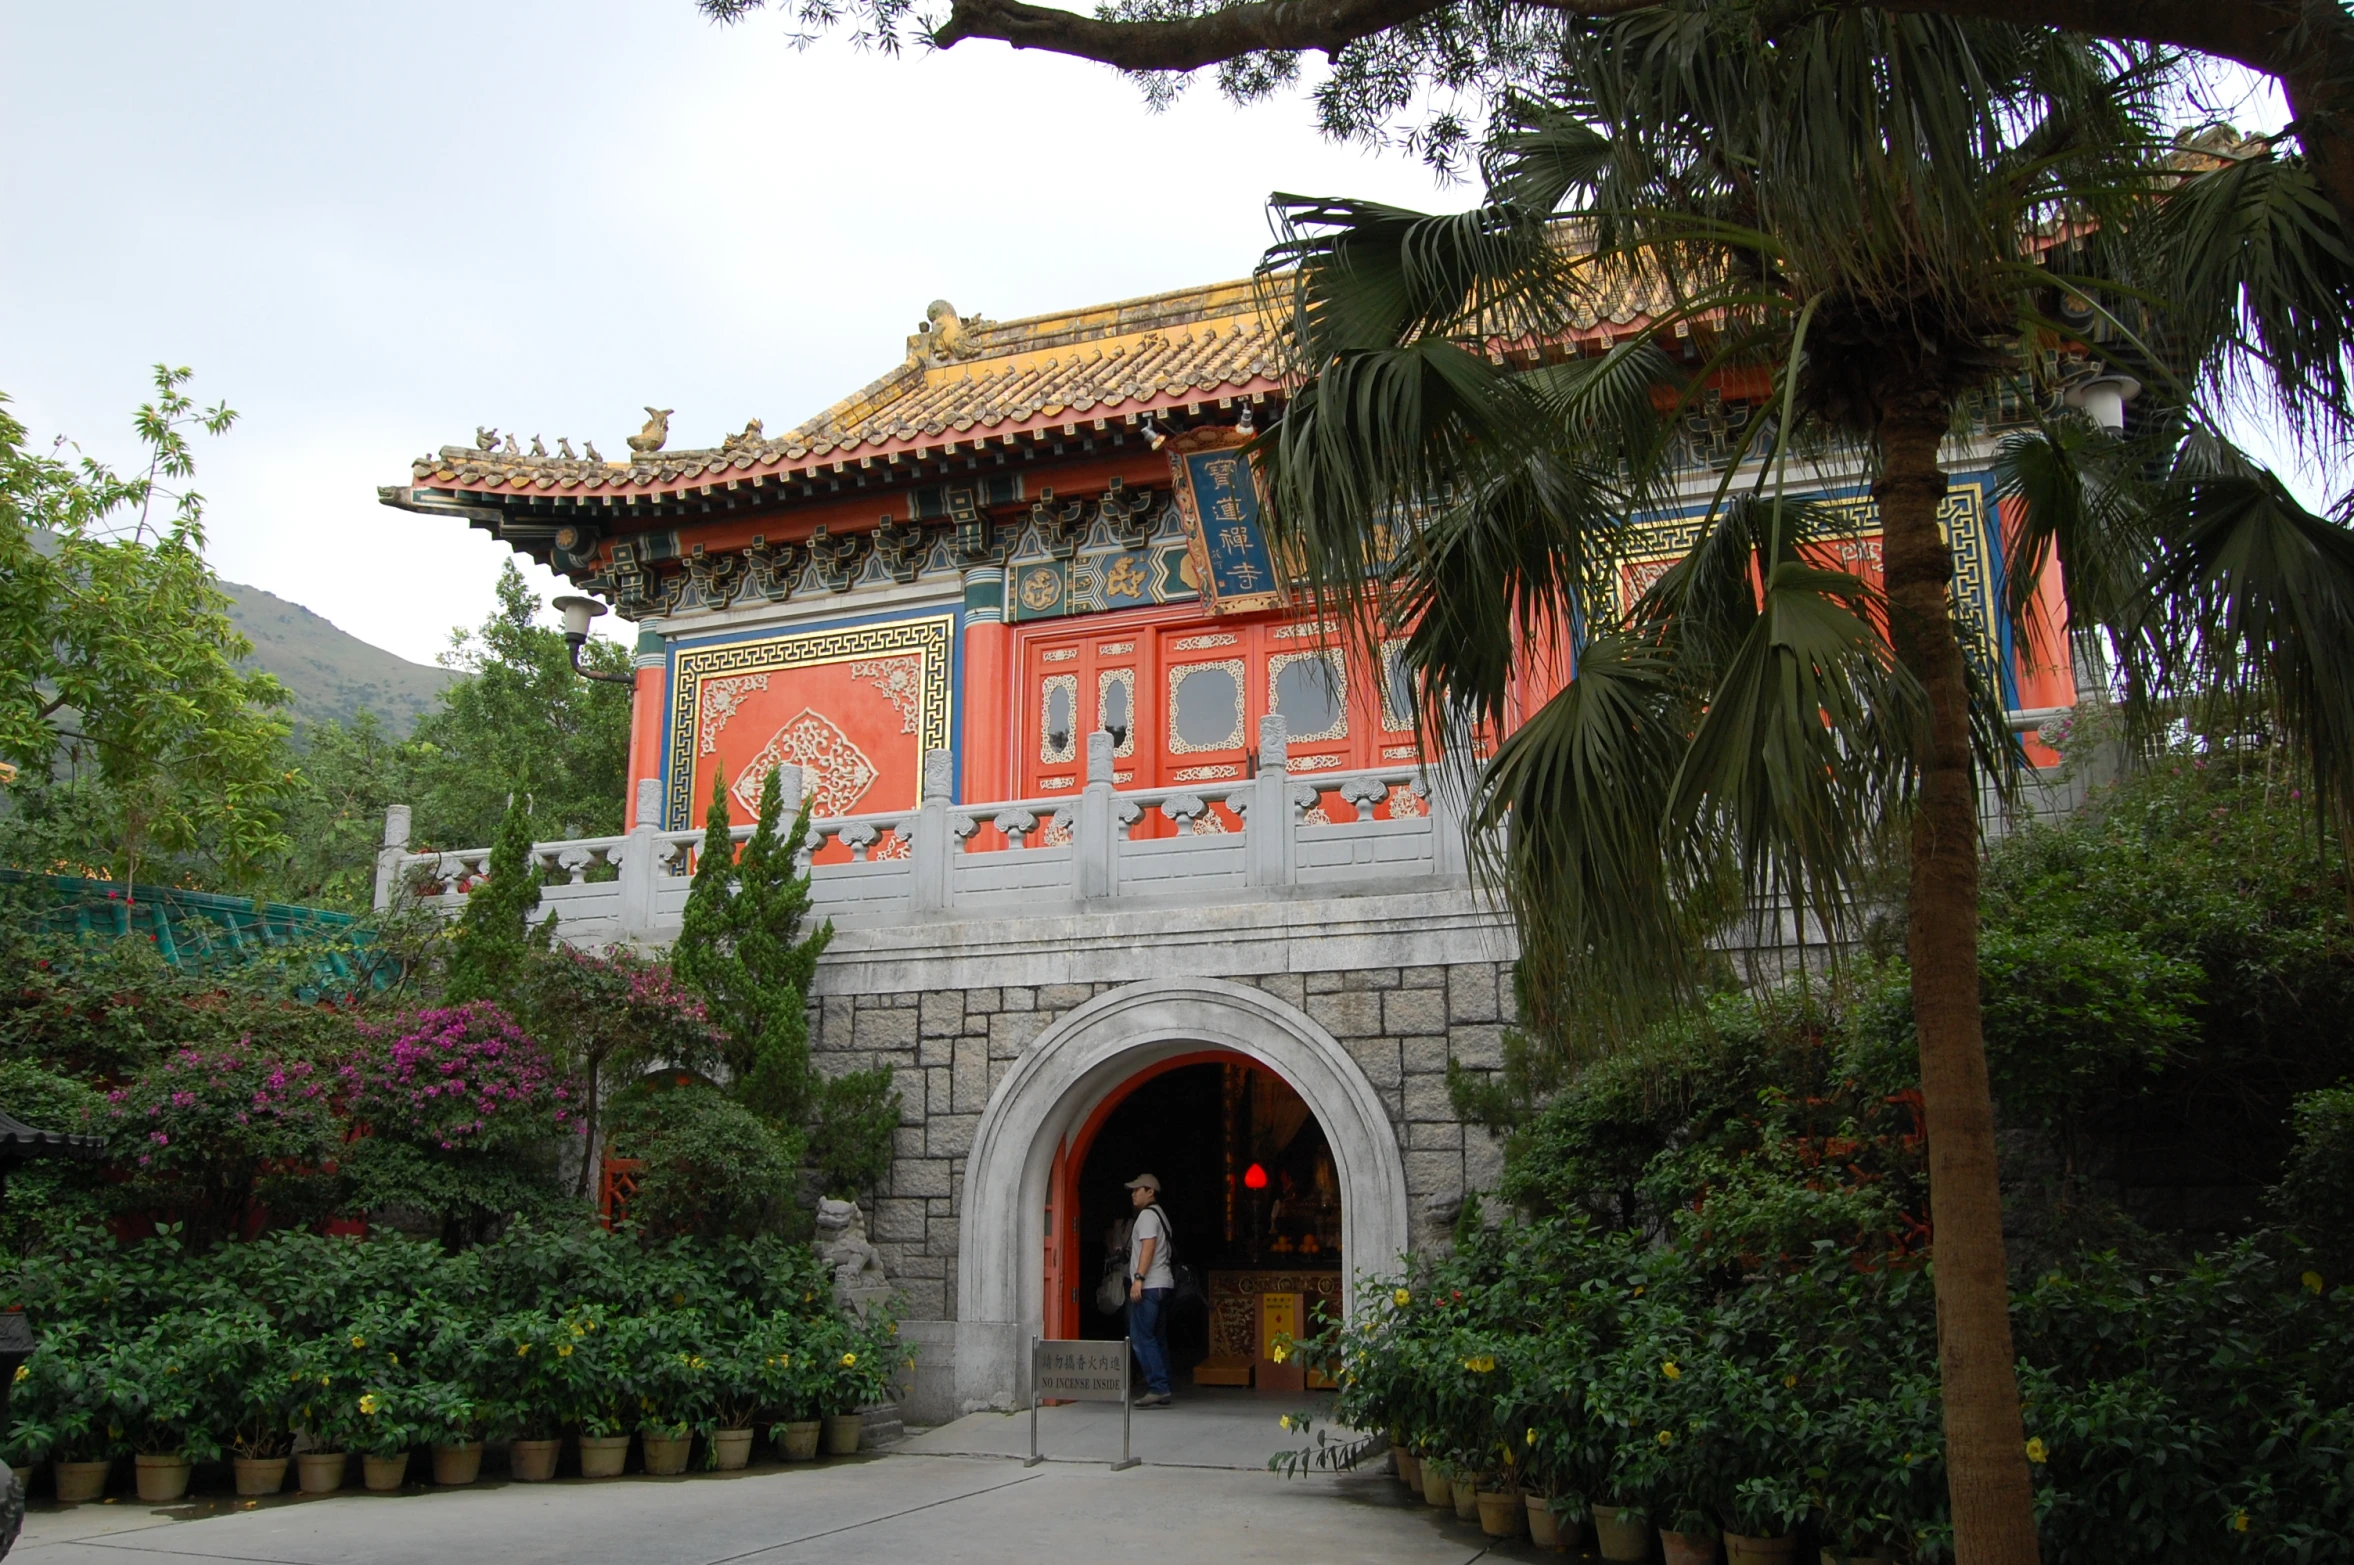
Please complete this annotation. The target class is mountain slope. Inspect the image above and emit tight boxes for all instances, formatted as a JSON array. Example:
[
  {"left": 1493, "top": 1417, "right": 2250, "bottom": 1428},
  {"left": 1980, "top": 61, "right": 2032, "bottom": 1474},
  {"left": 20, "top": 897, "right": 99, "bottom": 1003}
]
[{"left": 218, "top": 579, "right": 453, "bottom": 734}]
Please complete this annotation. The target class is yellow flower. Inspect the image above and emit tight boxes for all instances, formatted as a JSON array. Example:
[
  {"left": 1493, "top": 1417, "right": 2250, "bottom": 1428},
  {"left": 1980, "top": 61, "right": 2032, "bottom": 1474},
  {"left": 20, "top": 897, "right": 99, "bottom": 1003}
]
[
  {"left": 841, "top": 1352, "right": 858, "bottom": 1368},
  {"left": 1526, "top": 1428, "right": 1538, "bottom": 1446},
  {"left": 781, "top": 1355, "right": 791, "bottom": 1368},
  {"left": 1279, "top": 1415, "right": 1294, "bottom": 1431},
  {"left": 558, "top": 1344, "right": 574, "bottom": 1358},
  {"left": 1393, "top": 1288, "right": 1412, "bottom": 1308},
  {"left": 1271, "top": 1344, "right": 1289, "bottom": 1364},
  {"left": 673, "top": 1292, "right": 686, "bottom": 1307},
  {"left": 10, "top": 1365, "right": 25, "bottom": 1385},
  {"left": 2303, "top": 1271, "right": 2325, "bottom": 1295},
  {"left": 570, "top": 1323, "right": 586, "bottom": 1337},
  {"left": 1657, "top": 1430, "right": 1674, "bottom": 1447},
  {"left": 690, "top": 1357, "right": 707, "bottom": 1370},
  {"left": 517, "top": 1343, "right": 532, "bottom": 1357},
  {"left": 319, "top": 1375, "right": 331, "bottom": 1387},
  {"left": 387, "top": 1353, "right": 399, "bottom": 1366},
  {"left": 2026, "top": 1437, "right": 2048, "bottom": 1465},
  {"left": 2233, "top": 1511, "right": 2251, "bottom": 1533},
  {"left": 1784, "top": 1375, "right": 1798, "bottom": 1388},
  {"left": 1632, "top": 1285, "right": 1645, "bottom": 1298},
  {"left": 1463, "top": 1355, "right": 1496, "bottom": 1373},
  {"left": 350, "top": 1336, "right": 366, "bottom": 1349},
  {"left": 1661, "top": 1361, "right": 1681, "bottom": 1380},
  {"left": 358, "top": 1394, "right": 380, "bottom": 1416}
]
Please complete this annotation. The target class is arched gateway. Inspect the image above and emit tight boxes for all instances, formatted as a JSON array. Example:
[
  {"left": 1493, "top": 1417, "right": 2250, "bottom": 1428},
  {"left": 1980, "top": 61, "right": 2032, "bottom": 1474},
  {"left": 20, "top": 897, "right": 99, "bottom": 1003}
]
[{"left": 952, "top": 977, "right": 1410, "bottom": 1414}]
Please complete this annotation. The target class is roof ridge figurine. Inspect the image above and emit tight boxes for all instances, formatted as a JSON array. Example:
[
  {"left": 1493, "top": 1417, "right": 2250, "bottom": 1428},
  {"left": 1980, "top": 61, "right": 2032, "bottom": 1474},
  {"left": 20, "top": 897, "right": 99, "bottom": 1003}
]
[{"left": 628, "top": 407, "right": 674, "bottom": 455}]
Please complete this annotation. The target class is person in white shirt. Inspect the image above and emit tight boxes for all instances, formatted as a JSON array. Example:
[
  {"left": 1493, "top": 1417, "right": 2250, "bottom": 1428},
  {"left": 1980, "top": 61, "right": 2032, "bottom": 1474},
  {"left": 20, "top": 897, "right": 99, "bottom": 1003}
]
[{"left": 1124, "top": 1173, "right": 1175, "bottom": 1407}]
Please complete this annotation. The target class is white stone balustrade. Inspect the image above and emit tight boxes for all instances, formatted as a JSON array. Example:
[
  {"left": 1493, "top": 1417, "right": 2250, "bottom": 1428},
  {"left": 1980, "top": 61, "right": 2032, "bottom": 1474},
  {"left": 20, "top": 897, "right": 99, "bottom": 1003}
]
[{"left": 375, "top": 717, "right": 1471, "bottom": 947}]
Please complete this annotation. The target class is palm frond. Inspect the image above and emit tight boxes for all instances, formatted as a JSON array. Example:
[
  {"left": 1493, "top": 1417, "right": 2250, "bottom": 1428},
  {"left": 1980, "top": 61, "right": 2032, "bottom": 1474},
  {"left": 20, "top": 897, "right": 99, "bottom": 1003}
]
[
  {"left": 1665, "top": 561, "right": 1927, "bottom": 941},
  {"left": 2142, "top": 452, "right": 2354, "bottom": 833},
  {"left": 1471, "top": 630, "right": 1700, "bottom": 1035}
]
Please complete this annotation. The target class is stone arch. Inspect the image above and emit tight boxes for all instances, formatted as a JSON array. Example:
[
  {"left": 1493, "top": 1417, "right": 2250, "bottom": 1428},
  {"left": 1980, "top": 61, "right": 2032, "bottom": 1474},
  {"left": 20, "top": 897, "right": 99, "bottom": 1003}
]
[{"left": 952, "top": 976, "right": 1409, "bottom": 1412}]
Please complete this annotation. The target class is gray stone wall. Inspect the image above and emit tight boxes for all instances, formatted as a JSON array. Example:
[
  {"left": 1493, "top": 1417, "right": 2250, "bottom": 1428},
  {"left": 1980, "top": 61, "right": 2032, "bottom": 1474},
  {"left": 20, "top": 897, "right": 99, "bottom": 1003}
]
[{"left": 808, "top": 961, "right": 1513, "bottom": 1322}]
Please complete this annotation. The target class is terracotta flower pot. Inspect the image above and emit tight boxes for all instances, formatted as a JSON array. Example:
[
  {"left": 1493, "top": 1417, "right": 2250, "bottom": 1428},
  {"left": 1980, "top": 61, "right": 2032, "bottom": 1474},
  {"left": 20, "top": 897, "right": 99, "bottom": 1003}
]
[
  {"left": 1662, "top": 1528, "right": 1722, "bottom": 1565},
  {"left": 1394, "top": 1449, "right": 1421, "bottom": 1488},
  {"left": 1528, "top": 1494, "right": 1579, "bottom": 1552},
  {"left": 1593, "top": 1503, "right": 1654, "bottom": 1563},
  {"left": 362, "top": 1451, "right": 410, "bottom": 1491},
  {"left": 296, "top": 1451, "right": 347, "bottom": 1494},
  {"left": 1420, "top": 1461, "right": 1453, "bottom": 1509},
  {"left": 712, "top": 1429, "right": 755, "bottom": 1471},
  {"left": 1477, "top": 1489, "right": 1527, "bottom": 1539},
  {"left": 641, "top": 1432, "right": 692, "bottom": 1476},
  {"left": 431, "top": 1441, "right": 484, "bottom": 1486},
  {"left": 780, "top": 1420, "right": 822, "bottom": 1462},
  {"left": 134, "top": 1454, "right": 192, "bottom": 1503},
  {"left": 53, "top": 1459, "right": 111, "bottom": 1504},
  {"left": 822, "top": 1414, "right": 864, "bottom": 1456},
  {"left": 577, "top": 1434, "right": 630, "bottom": 1479},
  {"left": 1727, "top": 1534, "right": 1798, "bottom": 1565},
  {"left": 233, "top": 1456, "right": 289, "bottom": 1497},
  {"left": 509, "top": 1439, "right": 560, "bottom": 1482}
]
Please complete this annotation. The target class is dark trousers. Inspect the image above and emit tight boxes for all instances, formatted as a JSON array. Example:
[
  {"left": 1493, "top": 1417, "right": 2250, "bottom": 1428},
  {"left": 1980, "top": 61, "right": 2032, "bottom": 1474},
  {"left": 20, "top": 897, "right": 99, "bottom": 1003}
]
[{"left": 1127, "top": 1286, "right": 1174, "bottom": 1395}]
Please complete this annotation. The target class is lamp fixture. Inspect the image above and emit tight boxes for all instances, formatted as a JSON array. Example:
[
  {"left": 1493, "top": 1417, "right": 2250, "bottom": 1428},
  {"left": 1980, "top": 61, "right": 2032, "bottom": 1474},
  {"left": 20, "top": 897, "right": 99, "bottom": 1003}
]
[
  {"left": 1243, "top": 1162, "right": 1269, "bottom": 1191},
  {"left": 550, "top": 595, "right": 636, "bottom": 686}
]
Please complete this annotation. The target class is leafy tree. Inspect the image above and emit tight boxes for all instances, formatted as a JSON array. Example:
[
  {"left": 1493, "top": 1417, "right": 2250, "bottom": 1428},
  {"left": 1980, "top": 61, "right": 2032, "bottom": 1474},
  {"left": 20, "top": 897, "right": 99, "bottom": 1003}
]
[
  {"left": 604, "top": 1079, "right": 803, "bottom": 1241},
  {"left": 701, "top": 0, "right": 2354, "bottom": 276},
  {"left": 0, "top": 370, "right": 297, "bottom": 888},
  {"left": 265, "top": 710, "right": 418, "bottom": 911},
  {"left": 673, "top": 767, "right": 835, "bottom": 1130},
  {"left": 1169, "top": 15, "right": 2354, "bottom": 1560},
  {"left": 404, "top": 562, "right": 630, "bottom": 853},
  {"left": 442, "top": 795, "right": 545, "bottom": 1006}
]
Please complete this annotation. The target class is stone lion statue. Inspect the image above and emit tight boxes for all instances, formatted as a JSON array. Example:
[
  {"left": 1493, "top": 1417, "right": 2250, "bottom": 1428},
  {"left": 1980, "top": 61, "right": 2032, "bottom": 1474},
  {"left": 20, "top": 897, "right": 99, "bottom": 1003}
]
[{"left": 815, "top": 1197, "right": 892, "bottom": 1318}]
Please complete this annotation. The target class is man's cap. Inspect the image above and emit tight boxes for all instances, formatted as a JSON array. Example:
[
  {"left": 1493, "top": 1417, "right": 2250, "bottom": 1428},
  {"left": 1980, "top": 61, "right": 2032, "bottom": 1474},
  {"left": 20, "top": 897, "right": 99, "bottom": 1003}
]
[{"left": 1125, "top": 1173, "right": 1161, "bottom": 1191}]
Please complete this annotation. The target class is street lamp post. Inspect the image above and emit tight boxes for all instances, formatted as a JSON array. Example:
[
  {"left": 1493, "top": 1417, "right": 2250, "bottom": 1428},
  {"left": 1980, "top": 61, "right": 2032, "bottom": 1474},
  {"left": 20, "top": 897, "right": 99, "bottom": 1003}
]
[{"left": 551, "top": 596, "right": 636, "bottom": 686}]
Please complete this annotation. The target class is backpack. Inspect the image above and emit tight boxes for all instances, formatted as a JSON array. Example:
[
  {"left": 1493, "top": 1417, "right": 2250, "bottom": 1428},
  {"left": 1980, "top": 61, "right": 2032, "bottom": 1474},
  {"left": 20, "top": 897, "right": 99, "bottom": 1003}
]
[{"left": 1136, "top": 1203, "right": 1208, "bottom": 1311}]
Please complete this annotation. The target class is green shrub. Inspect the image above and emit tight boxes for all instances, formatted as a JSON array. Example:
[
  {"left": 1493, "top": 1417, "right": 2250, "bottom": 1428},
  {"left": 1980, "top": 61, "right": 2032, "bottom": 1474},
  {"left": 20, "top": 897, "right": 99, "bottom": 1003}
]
[
  {"left": 607, "top": 1080, "right": 802, "bottom": 1241},
  {"left": 809, "top": 1066, "right": 902, "bottom": 1199},
  {"left": 2272, "top": 1085, "right": 2354, "bottom": 1272}
]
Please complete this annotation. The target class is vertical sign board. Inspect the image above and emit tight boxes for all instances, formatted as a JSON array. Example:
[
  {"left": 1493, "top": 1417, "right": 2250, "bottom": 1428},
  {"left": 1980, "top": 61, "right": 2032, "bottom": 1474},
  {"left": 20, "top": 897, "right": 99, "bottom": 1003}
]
[
  {"left": 1169, "top": 427, "right": 1289, "bottom": 617},
  {"left": 1028, "top": 1337, "right": 1141, "bottom": 1471},
  {"left": 1258, "top": 1291, "right": 1306, "bottom": 1395}
]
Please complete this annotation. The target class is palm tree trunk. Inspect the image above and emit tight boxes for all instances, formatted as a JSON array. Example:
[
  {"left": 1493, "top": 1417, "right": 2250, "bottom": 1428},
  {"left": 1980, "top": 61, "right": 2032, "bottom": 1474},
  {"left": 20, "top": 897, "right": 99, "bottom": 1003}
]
[{"left": 1874, "top": 392, "right": 2040, "bottom": 1565}]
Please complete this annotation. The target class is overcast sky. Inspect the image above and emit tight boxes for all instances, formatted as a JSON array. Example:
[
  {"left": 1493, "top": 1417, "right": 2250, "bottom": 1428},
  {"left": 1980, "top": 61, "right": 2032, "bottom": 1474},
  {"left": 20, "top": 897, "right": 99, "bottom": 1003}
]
[
  {"left": 2, "top": 2, "right": 1453, "bottom": 664},
  {"left": 3, "top": 8, "right": 2318, "bottom": 669}
]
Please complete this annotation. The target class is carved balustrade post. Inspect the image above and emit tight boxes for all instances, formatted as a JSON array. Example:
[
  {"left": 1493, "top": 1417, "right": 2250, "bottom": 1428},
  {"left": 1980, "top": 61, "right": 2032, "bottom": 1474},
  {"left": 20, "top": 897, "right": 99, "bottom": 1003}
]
[
  {"left": 373, "top": 804, "right": 412, "bottom": 913},
  {"left": 1073, "top": 730, "right": 1116, "bottom": 902},
  {"left": 912, "top": 750, "right": 956, "bottom": 913},
  {"left": 1427, "top": 759, "right": 1472, "bottom": 880},
  {"left": 615, "top": 777, "right": 665, "bottom": 941},
  {"left": 1247, "top": 715, "right": 1298, "bottom": 888}
]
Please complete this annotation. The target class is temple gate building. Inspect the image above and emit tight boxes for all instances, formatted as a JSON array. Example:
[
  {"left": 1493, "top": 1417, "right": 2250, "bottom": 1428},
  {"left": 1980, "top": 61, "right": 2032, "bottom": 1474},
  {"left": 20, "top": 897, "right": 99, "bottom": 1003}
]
[{"left": 378, "top": 278, "right": 2079, "bottom": 1422}]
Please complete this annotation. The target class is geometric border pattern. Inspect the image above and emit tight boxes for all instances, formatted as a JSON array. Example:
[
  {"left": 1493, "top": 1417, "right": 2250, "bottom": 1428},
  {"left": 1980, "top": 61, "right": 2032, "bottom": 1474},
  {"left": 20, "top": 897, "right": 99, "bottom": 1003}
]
[
  {"left": 666, "top": 611, "right": 955, "bottom": 829},
  {"left": 1616, "top": 475, "right": 2001, "bottom": 664}
]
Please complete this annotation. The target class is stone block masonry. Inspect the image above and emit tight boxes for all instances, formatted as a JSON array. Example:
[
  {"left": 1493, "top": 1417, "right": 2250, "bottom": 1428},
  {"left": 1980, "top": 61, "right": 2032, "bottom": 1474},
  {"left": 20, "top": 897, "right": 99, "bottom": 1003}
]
[{"left": 807, "top": 886, "right": 1518, "bottom": 1345}]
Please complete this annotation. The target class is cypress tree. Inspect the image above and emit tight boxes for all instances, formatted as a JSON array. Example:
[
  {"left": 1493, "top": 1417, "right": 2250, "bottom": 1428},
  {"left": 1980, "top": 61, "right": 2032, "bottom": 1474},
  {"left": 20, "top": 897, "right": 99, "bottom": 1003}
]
[
  {"left": 674, "top": 766, "right": 833, "bottom": 1129},
  {"left": 444, "top": 792, "right": 543, "bottom": 1004}
]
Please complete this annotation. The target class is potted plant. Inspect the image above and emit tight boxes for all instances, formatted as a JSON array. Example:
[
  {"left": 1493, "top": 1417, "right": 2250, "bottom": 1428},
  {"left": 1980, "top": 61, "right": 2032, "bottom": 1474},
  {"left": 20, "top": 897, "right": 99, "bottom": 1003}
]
[
  {"left": 12, "top": 1333, "right": 113, "bottom": 1504},
  {"left": 284, "top": 1339, "right": 350, "bottom": 1494},
  {"left": 341, "top": 1386, "right": 419, "bottom": 1492},
  {"left": 558, "top": 1310, "right": 631, "bottom": 1479},
  {"left": 415, "top": 1380, "right": 488, "bottom": 1486},
  {"left": 98, "top": 1333, "right": 218, "bottom": 1503},
  {"left": 492, "top": 1312, "right": 563, "bottom": 1482},
  {"left": 821, "top": 1317, "right": 895, "bottom": 1456},
  {"left": 630, "top": 1313, "right": 715, "bottom": 1477},
  {"left": 707, "top": 1324, "right": 791, "bottom": 1471},
  {"left": 182, "top": 1307, "right": 296, "bottom": 1499},
  {"left": 767, "top": 1329, "right": 821, "bottom": 1462}
]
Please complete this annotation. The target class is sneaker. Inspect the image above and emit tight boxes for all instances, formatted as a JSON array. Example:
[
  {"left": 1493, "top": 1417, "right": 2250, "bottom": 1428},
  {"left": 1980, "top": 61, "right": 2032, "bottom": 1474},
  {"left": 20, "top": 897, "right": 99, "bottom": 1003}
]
[{"left": 1135, "top": 1392, "right": 1173, "bottom": 1408}]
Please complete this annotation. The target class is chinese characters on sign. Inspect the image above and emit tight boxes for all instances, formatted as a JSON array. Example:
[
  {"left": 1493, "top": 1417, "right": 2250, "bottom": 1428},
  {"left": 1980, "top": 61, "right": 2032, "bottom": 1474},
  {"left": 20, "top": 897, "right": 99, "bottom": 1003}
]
[{"left": 1170, "top": 429, "right": 1289, "bottom": 616}]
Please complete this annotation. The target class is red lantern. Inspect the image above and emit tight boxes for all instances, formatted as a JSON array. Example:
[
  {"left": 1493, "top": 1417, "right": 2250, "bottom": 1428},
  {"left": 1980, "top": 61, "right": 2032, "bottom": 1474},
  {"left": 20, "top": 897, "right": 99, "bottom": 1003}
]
[{"left": 1243, "top": 1162, "right": 1269, "bottom": 1190}]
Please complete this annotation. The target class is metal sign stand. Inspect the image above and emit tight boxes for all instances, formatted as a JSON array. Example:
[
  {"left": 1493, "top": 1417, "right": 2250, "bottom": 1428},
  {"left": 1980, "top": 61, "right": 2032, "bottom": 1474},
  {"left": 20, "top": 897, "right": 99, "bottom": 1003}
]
[{"left": 1027, "top": 1335, "right": 1140, "bottom": 1471}]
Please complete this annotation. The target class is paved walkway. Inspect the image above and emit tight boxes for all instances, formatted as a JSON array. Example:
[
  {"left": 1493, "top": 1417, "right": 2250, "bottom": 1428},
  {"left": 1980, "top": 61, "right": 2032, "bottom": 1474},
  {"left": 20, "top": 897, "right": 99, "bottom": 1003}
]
[{"left": 13, "top": 1394, "right": 1564, "bottom": 1565}]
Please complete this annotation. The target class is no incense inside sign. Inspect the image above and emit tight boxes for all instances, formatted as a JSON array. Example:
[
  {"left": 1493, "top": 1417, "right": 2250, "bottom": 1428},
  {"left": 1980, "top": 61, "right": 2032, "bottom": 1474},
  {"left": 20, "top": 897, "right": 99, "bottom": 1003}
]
[{"left": 1035, "top": 1339, "right": 1128, "bottom": 1401}]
